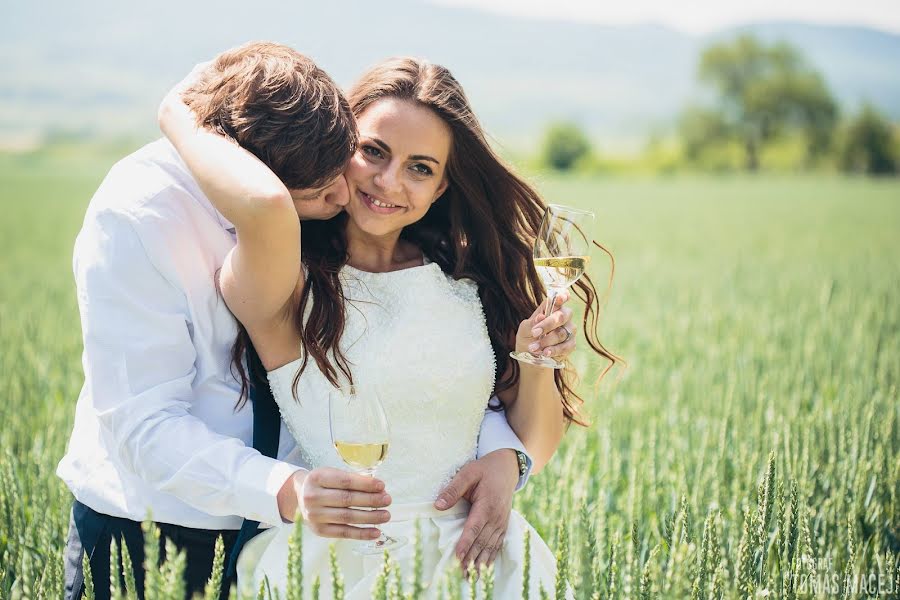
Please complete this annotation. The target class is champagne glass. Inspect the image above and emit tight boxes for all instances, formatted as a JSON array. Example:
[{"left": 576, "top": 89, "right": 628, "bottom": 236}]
[
  {"left": 328, "top": 383, "right": 406, "bottom": 554},
  {"left": 510, "top": 203, "right": 595, "bottom": 369}
]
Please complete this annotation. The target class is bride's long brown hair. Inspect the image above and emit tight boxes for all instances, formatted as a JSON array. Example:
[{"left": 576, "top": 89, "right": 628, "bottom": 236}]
[{"left": 235, "top": 57, "right": 618, "bottom": 425}]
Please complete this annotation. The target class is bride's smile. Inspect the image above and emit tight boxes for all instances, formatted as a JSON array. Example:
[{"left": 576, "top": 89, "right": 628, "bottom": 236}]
[{"left": 344, "top": 97, "right": 450, "bottom": 240}]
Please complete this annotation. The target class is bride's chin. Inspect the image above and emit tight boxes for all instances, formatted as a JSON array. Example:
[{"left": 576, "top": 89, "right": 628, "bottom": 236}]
[{"left": 345, "top": 212, "right": 388, "bottom": 236}]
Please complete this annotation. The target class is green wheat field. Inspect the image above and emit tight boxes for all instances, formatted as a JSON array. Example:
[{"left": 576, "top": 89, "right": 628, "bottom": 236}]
[{"left": 1, "top": 150, "right": 898, "bottom": 598}]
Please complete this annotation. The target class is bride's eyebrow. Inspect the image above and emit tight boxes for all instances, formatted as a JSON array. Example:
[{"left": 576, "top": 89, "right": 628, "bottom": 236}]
[
  {"left": 410, "top": 154, "right": 440, "bottom": 165},
  {"left": 366, "top": 136, "right": 441, "bottom": 165}
]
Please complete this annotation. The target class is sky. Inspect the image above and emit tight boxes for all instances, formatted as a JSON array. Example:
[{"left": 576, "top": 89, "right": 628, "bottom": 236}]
[{"left": 431, "top": 0, "right": 900, "bottom": 34}]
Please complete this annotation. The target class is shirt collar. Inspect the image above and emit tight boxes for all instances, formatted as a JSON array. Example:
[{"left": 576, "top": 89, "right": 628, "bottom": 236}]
[{"left": 159, "top": 138, "right": 236, "bottom": 235}]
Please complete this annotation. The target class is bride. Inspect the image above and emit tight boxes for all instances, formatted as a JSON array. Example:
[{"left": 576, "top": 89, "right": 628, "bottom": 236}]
[{"left": 160, "top": 57, "right": 615, "bottom": 598}]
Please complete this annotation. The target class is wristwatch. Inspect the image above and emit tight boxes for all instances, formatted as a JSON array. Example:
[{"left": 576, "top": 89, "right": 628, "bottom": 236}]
[{"left": 514, "top": 449, "right": 528, "bottom": 478}]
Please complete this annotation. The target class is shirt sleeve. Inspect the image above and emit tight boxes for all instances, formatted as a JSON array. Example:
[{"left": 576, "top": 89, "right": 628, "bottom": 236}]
[
  {"left": 74, "top": 208, "right": 297, "bottom": 526},
  {"left": 474, "top": 397, "right": 533, "bottom": 491}
]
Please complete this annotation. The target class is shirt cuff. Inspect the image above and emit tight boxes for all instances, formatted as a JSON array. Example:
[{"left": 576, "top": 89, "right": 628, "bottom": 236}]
[
  {"left": 478, "top": 440, "right": 533, "bottom": 492},
  {"left": 475, "top": 403, "right": 534, "bottom": 492},
  {"left": 233, "top": 454, "right": 302, "bottom": 526}
]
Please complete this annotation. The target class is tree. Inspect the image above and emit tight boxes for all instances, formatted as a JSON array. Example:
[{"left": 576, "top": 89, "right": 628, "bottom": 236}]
[
  {"left": 541, "top": 122, "right": 591, "bottom": 171},
  {"left": 687, "top": 35, "right": 838, "bottom": 170},
  {"left": 679, "top": 107, "right": 732, "bottom": 162},
  {"left": 838, "top": 104, "right": 898, "bottom": 175}
]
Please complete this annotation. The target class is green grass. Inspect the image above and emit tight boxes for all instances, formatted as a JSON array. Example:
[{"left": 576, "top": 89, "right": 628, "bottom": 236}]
[{"left": 1, "top": 150, "right": 898, "bottom": 598}]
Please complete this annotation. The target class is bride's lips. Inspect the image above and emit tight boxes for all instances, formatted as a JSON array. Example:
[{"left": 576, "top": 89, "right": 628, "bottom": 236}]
[{"left": 359, "top": 190, "right": 403, "bottom": 215}]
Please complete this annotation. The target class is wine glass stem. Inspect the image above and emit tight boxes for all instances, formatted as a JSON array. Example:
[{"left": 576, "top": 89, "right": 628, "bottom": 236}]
[
  {"left": 544, "top": 289, "right": 561, "bottom": 320},
  {"left": 531, "top": 288, "right": 561, "bottom": 358},
  {"left": 358, "top": 468, "right": 390, "bottom": 543}
]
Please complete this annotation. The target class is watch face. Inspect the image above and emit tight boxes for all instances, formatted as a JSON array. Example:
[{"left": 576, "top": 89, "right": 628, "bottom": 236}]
[{"left": 515, "top": 451, "right": 528, "bottom": 476}]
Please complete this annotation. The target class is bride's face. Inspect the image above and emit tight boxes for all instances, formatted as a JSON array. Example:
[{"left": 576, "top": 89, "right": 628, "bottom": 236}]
[{"left": 344, "top": 98, "right": 450, "bottom": 238}]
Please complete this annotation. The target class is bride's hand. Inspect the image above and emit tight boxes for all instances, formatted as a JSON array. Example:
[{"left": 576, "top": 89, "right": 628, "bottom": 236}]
[
  {"left": 277, "top": 468, "right": 392, "bottom": 539},
  {"left": 157, "top": 61, "right": 211, "bottom": 138},
  {"left": 514, "top": 291, "right": 577, "bottom": 361}
]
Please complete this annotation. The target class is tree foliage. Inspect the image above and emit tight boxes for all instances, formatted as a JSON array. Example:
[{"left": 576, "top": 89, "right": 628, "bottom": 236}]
[
  {"left": 679, "top": 107, "right": 732, "bottom": 163},
  {"left": 684, "top": 35, "right": 838, "bottom": 170},
  {"left": 838, "top": 104, "right": 898, "bottom": 175},
  {"left": 541, "top": 122, "right": 591, "bottom": 171}
]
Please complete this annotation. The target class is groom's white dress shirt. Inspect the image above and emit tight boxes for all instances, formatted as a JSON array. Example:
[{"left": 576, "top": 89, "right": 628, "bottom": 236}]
[{"left": 57, "top": 139, "right": 531, "bottom": 531}]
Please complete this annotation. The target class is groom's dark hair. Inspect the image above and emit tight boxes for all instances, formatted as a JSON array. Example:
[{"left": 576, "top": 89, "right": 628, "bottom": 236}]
[{"left": 182, "top": 41, "right": 357, "bottom": 190}]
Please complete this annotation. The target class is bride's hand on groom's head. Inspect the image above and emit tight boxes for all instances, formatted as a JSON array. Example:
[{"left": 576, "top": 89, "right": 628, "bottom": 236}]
[
  {"left": 515, "top": 291, "right": 577, "bottom": 360},
  {"left": 157, "top": 61, "right": 212, "bottom": 136},
  {"left": 434, "top": 449, "right": 519, "bottom": 573},
  {"left": 277, "top": 467, "right": 392, "bottom": 540}
]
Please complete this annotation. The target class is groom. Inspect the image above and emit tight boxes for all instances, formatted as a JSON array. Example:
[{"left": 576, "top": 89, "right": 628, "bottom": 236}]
[{"left": 59, "top": 42, "right": 531, "bottom": 600}]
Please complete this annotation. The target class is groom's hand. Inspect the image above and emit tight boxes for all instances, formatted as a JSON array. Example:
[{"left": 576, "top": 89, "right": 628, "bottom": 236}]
[
  {"left": 277, "top": 468, "right": 392, "bottom": 540},
  {"left": 434, "top": 449, "right": 519, "bottom": 572}
]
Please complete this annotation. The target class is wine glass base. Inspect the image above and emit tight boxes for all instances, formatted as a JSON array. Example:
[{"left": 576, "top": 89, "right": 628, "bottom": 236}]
[
  {"left": 352, "top": 534, "right": 408, "bottom": 555},
  {"left": 509, "top": 351, "right": 566, "bottom": 369}
]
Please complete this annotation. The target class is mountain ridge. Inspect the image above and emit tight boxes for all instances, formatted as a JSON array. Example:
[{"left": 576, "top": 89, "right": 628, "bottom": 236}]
[{"left": 2, "top": 1, "right": 898, "bottom": 147}]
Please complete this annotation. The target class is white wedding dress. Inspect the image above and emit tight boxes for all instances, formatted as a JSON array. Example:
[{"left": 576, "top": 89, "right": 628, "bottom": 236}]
[{"left": 238, "top": 262, "right": 569, "bottom": 598}]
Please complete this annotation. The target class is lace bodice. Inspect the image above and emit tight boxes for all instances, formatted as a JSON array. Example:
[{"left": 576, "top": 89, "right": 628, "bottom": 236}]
[{"left": 268, "top": 262, "right": 496, "bottom": 503}]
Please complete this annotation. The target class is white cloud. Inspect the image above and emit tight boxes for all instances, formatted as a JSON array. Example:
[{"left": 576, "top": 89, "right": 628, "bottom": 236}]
[{"left": 430, "top": 0, "right": 900, "bottom": 34}]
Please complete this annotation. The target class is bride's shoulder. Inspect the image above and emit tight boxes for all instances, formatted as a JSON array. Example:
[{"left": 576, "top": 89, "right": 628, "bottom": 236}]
[
  {"left": 436, "top": 270, "right": 483, "bottom": 308},
  {"left": 421, "top": 254, "right": 480, "bottom": 295}
]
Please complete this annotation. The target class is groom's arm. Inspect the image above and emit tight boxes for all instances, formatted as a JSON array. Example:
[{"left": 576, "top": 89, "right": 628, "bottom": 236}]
[
  {"left": 475, "top": 397, "right": 533, "bottom": 491},
  {"left": 74, "top": 207, "right": 297, "bottom": 526},
  {"left": 432, "top": 397, "right": 534, "bottom": 572}
]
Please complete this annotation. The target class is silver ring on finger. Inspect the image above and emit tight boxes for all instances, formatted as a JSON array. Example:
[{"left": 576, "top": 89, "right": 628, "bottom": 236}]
[{"left": 561, "top": 326, "right": 573, "bottom": 343}]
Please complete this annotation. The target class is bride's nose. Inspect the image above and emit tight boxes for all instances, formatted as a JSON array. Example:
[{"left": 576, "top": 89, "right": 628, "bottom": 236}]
[{"left": 373, "top": 163, "right": 402, "bottom": 195}]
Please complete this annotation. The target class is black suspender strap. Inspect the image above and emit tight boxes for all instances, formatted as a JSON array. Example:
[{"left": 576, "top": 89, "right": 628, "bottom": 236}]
[{"left": 226, "top": 341, "right": 281, "bottom": 578}]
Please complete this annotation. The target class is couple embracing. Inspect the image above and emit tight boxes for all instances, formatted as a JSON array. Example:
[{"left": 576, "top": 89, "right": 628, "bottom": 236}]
[{"left": 59, "top": 42, "right": 614, "bottom": 599}]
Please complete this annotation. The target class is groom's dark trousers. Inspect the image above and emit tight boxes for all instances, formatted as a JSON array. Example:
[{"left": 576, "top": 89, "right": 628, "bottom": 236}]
[
  {"left": 63, "top": 344, "right": 279, "bottom": 600},
  {"left": 63, "top": 502, "right": 238, "bottom": 600}
]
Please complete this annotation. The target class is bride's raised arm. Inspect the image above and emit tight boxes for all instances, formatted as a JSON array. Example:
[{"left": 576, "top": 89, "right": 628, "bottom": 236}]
[
  {"left": 496, "top": 293, "right": 576, "bottom": 473},
  {"left": 158, "top": 87, "right": 302, "bottom": 332}
]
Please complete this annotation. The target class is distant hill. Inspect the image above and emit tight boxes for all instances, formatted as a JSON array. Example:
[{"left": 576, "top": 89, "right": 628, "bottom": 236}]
[{"left": 2, "top": 0, "right": 899, "bottom": 149}]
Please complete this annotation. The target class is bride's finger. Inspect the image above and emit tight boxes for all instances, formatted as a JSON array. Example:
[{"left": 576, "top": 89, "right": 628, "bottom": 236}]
[
  {"left": 544, "top": 322, "right": 577, "bottom": 348},
  {"left": 529, "top": 290, "right": 570, "bottom": 324},
  {"left": 174, "top": 61, "right": 213, "bottom": 95},
  {"left": 542, "top": 335, "right": 577, "bottom": 358},
  {"left": 527, "top": 303, "right": 544, "bottom": 325},
  {"left": 530, "top": 306, "right": 573, "bottom": 341},
  {"left": 535, "top": 306, "right": 573, "bottom": 339}
]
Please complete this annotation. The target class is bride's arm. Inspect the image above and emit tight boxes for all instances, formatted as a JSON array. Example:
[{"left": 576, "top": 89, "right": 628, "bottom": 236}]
[
  {"left": 495, "top": 294, "right": 575, "bottom": 473},
  {"left": 158, "top": 92, "right": 302, "bottom": 331}
]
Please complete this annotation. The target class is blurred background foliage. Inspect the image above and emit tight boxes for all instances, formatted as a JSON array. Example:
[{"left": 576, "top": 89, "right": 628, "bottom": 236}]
[
  {"left": 3, "top": 1, "right": 899, "bottom": 178},
  {"left": 539, "top": 35, "right": 897, "bottom": 176}
]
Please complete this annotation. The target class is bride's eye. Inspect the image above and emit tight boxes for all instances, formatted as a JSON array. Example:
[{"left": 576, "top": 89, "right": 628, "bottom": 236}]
[
  {"left": 410, "top": 163, "right": 433, "bottom": 176},
  {"left": 362, "top": 145, "right": 384, "bottom": 160}
]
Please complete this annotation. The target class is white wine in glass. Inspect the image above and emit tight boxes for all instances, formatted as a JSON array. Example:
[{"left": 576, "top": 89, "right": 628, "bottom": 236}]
[
  {"left": 333, "top": 440, "right": 389, "bottom": 473},
  {"left": 510, "top": 204, "right": 595, "bottom": 369},
  {"left": 533, "top": 256, "right": 590, "bottom": 288},
  {"left": 328, "top": 384, "right": 406, "bottom": 554}
]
